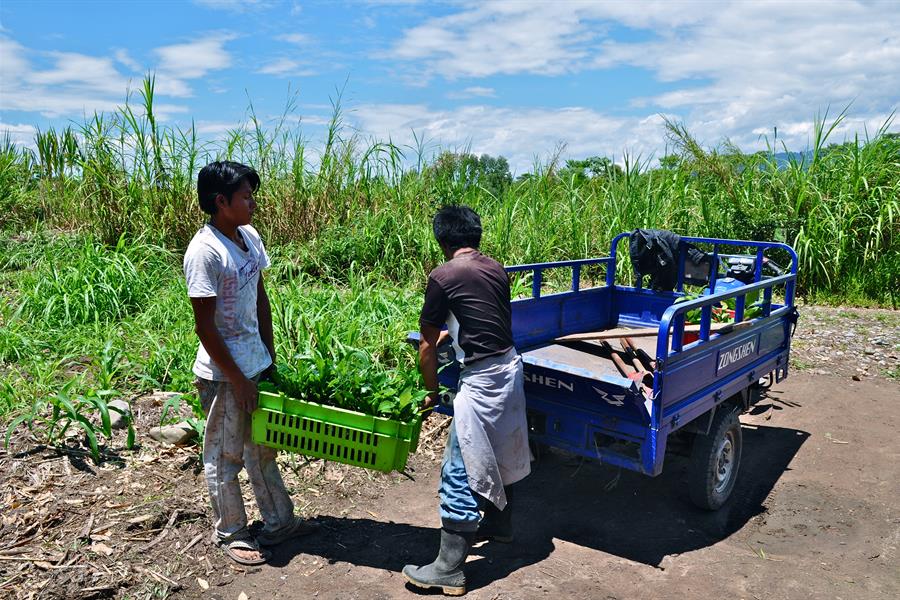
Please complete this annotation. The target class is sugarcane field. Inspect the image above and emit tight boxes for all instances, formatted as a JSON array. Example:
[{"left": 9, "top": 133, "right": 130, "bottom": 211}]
[{"left": 1, "top": 2, "right": 899, "bottom": 599}]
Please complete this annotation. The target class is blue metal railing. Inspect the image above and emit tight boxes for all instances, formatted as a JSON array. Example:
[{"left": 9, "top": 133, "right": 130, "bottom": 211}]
[
  {"left": 504, "top": 234, "right": 798, "bottom": 361},
  {"left": 609, "top": 232, "right": 798, "bottom": 302},
  {"left": 654, "top": 272, "right": 797, "bottom": 360},
  {"left": 505, "top": 257, "right": 614, "bottom": 298},
  {"left": 608, "top": 233, "right": 798, "bottom": 353}
]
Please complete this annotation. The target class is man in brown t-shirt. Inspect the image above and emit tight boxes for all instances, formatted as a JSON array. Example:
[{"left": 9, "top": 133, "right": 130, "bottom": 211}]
[{"left": 402, "top": 206, "right": 531, "bottom": 596}]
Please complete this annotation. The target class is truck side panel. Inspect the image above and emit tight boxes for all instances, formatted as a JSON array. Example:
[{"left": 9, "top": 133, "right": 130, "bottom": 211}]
[
  {"left": 660, "top": 314, "right": 788, "bottom": 410},
  {"left": 512, "top": 287, "right": 612, "bottom": 349},
  {"left": 524, "top": 393, "right": 655, "bottom": 474},
  {"left": 611, "top": 288, "right": 680, "bottom": 327},
  {"left": 521, "top": 361, "right": 649, "bottom": 425}
]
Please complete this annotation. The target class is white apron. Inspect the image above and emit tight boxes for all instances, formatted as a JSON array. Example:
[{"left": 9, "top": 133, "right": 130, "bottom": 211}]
[{"left": 453, "top": 348, "right": 532, "bottom": 510}]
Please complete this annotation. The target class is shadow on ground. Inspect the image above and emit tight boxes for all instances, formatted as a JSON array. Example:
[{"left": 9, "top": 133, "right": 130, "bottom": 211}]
[{"left": 269, "top": 413, "right": 809, "bottom": 593}]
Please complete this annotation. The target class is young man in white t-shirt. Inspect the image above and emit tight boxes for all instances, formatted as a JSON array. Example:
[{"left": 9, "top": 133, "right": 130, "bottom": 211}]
[{"left": 183, "top": 161, "right": 313, "bottom": 565}]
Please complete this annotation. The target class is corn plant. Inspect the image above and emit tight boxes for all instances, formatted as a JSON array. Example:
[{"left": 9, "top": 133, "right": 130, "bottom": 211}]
[
  {"left": 159, "top": 393, "right": 206, "bottom": 448},
  {"left": 4, "top": 380, "right": 134, "bottom": 463}
]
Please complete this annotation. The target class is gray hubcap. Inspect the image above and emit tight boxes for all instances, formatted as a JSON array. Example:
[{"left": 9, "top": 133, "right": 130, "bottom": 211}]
[{"left": 714, "top": 431, "right": 735, "bottom": 493}]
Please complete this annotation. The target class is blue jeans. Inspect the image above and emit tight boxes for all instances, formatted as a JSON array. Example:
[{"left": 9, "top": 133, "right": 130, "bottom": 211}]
[{"left": 439, "top": 421, "right": 482, "bottom": 532}]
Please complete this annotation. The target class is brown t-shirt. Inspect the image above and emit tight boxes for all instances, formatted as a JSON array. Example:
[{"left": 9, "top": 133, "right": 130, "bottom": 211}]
[{"left": 419, "top": 251, "right": 514, "bottom": 365}]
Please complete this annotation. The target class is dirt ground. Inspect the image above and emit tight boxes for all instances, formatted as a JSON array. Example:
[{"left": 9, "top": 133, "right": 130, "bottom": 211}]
[
  {"left": 201, "top": 373, "right": 899, "bottom": 600},
  {"left": 1, "top": 306, "right": 898, "bottom": 600}
]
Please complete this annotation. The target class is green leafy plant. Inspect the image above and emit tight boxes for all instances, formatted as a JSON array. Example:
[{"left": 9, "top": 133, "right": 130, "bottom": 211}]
[
  {"left": 137, "top": 330, "right": 196, "bottom": 393},
  {"left": 268, "top": 343, "right": 427, "bottom": 423},
  {"left": 4, "top": 380, "right": 135, "bottom": 463},
  {"left": 258, "top": 270, "right": 428, "bottom": 423},
  {"left": 676, "top": 292, "right": 765, "bottom": 324},
  {"left": 16, "top": 233, "right": 173, "bottom": 328},
  {"left": 159, "top": 392, "right": 206, "bottom": 447},
  {"left": 509, "top": 272, "right": 532, "bottom": 299},
  {"left": 94, "top": 339, "right": 126, "bottom": 390},
  {"left": 1, "top": 80, "right": 898, "bottom": 450}
]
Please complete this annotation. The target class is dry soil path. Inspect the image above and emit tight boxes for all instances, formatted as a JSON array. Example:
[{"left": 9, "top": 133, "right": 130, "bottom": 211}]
[{"left": 208, "top": 372, "right": 899, "bottom": 600}]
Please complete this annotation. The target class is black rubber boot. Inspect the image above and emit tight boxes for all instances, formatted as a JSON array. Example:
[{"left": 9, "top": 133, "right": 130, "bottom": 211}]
[
  {"left": 402, "top": 528, "right": 473, "bottom": 596},
  {"left": 476, "top": 486, "right": 514, "bottom": 543}
]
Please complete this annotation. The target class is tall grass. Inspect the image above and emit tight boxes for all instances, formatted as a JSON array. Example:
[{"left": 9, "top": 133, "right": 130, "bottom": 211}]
[
  {"left": 0, "top": 238, "right": 425, "bottom": 421},
  {"left": 4, "top": 77, "right": 894, "bottom": 304},
  {"left": 15, "top": 234, "right": 171, "bottom": 327},
  {"left": 0, "top": 78, "right": 896, "bottom": 430}
]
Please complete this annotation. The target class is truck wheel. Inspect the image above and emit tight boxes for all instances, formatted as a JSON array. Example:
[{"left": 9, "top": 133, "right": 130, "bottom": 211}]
[{"left": 688, "top": 405, "right": 742, "bottom": 510}]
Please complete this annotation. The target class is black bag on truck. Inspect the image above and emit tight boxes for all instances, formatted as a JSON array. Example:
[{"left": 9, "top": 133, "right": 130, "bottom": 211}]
[{"left": 629, "top": 229, "right": 710, "bottom": 291}]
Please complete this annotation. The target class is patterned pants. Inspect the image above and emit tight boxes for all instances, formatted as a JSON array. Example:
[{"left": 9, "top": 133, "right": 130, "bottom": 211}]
[{"left": 196, "top": 377, "right": 295, "bottom": 541}]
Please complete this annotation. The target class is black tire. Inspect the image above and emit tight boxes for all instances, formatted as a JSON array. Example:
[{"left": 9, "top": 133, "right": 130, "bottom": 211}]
[{"left": 688, "top": 405, "right": 743, "bottom": 510}]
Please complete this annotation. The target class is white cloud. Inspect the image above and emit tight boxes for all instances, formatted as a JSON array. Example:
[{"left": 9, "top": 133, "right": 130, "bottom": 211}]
[
  {"left": 142, "top": 35, "right": 237, "bottom": 98},
  {"left": 193, "top": 112, "right": 329, "bottom": 137},
  {"left": 151, "top": 77, "right": 194, "bottom": 98},
  {"left": 258, "top": 57, "right": 316, "bottom": 78},
  {"left": 0, "top": 122, "right": 37, "bottom": 147},
  {"left": 1, "top": 31, "right": 236, "bottom": 120},
  {"left": 4, "top": 93, "right": 123, "bottom": 118},
  {"left": 29, "top": 52, "right": 128, "bottom": 95},
  {"left": 0, "top": 37, "right": 129, "bottom": 118},
  {"left": 387, "top": 0, "right": 900, "bottom": 157},
  {"left": 465, "top": 86, "right": 495, "bottom": 97},
  {"left": 0, "top": 35, "right": 203, "bottom": 120},
  {"left": 387, "top": 2, "right": 708, "bottom": 79},
  {"left": 350, "top": 103, "right": 650, "bottom": 173},
  {"left": 263, "top": 34, "right": 318, "bottom": 79},
  {"left": 193, "top": 120, "right": 241, "bottom": 135},
  {"left": 114, "top": 48, "right": 142, "bottom": 72},
  {"left": 448, "top": 86, "right": 495, "bottom": 99},
  {"left": 154, "top": 36, "right": 234, "bottom": 80},
  {"left": 594, "top": 2, "right": 900, "bottom": 149},
  {"left": 151, "top": 103, "right": 191, "bottom": 122},
  {"left": 390, "top": 2, "right": 591, "bottom": 79},
  {"left": 277, "top": 33, "right": 311, "bottom": 45},
  {"left": 0, "top": 36, "right": 29, "bottom": 80},
  {"left": 300, "top": 115, "right": 333, "bottom": 127}
]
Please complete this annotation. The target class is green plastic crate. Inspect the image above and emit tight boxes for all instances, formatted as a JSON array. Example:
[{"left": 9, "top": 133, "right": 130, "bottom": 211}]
[{"left": 251, "top": 389, "right": 423, "bottom": 473}]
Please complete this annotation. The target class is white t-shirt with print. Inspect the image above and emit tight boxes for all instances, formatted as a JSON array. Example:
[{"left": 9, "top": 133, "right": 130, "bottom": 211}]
[{"left": 183, "top": 224, "right": 272, "bottom": 381}]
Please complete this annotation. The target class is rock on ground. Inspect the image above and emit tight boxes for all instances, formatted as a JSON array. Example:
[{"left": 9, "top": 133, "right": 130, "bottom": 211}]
[
  {"left": 148, "top": 422, "right": 197, "bottom": 445},
  {"left": 108, "top": 399, "right": 131, "bottom": 430}
]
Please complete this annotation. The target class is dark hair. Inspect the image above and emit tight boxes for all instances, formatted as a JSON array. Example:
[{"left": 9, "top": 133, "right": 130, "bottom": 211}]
[
  {"left": 432, "top": 205, "right": 482, "bottom": 251},
  {"left": 197, "top": 161, "right": 261, "bottom": 215}
]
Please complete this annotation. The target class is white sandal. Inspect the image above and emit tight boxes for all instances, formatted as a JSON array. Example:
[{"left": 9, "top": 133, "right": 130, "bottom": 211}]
[{"left": 214, "top": 533, "right": 270, "bottom": 565}]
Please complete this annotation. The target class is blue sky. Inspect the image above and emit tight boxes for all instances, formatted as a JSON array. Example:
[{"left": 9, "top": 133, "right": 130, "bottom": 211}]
[{"left": 1, "top": 0, "right": 898, "bottom": 172}]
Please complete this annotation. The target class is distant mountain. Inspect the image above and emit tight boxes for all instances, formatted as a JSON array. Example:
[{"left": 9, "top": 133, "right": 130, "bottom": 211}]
[{"left": 771, "top": 150, "right": 815, "bottom": 169}]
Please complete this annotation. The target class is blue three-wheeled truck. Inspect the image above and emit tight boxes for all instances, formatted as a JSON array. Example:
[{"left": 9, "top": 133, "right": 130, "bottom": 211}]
[{"left": 418, "top": 232, "right": 799, "bottom": 511}]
